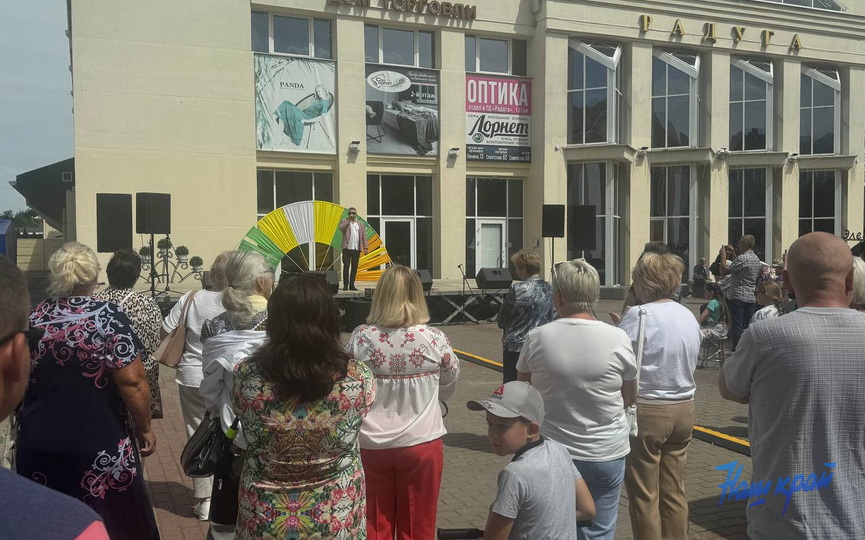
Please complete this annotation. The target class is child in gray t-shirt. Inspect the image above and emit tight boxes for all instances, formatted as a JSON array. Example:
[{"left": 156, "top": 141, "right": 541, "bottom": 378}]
[{"left": 468, "top": 382, "right": 595, "bottom": 539}]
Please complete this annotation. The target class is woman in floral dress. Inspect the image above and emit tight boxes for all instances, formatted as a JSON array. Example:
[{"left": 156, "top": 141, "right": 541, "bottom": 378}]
[
  {"left": 94, "top": 249, "right": 164, "bottom": 418},
  {"left": 233, "top": 274, "right": 375, "bottom": 539},
  {"left": 16, "top": 242, "right": 160, "bottom": 540}
]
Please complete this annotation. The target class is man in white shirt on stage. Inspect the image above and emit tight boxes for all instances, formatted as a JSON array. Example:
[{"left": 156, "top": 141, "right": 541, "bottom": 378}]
[{"left": 339, "top": 207, "right": 368, "bottom": 291}]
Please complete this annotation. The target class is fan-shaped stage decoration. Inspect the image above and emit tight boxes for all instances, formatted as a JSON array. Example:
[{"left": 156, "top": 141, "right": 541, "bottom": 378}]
[{"left": 238, "top": 201, "right": 391, "bottom": 282}]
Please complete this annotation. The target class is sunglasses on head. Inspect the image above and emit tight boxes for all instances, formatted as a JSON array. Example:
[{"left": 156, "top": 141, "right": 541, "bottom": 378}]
[
  {"left": 0, "top": 326, "right": 45, "bottom": 351},
  {"left": 349, "top": 212, "right": 357, "bottom": 215}
]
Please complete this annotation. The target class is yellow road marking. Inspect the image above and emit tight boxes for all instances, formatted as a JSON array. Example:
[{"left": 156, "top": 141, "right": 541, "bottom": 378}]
[{"left": 453, "top": 348, "right": 503, "bottom": 368}]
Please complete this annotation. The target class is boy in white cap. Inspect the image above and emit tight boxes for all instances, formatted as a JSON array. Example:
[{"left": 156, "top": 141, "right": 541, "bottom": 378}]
[{"left": 468, "top": 381, "right": 595, "bottom": 539}]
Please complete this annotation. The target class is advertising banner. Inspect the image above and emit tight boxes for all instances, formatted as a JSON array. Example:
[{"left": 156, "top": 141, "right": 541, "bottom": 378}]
[
  {"left": 254, "top": 54, "right": 337, "bottom": 154},
  {"left": 465, "top": 75, "right": 531, "bottom": 162},
  {"left": 365, "top": 65, "right": 440, "bottom": 156}
]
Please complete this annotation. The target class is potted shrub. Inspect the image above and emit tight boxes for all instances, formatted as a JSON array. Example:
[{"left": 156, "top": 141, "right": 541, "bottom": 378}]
[
  {"left": 190, "top": 256, "right": 204, "bottom": 272},
  {"left": 175, "top": 245, "right": 189, "bottom": 263},
  {"left": 157, "top": 237, "right": 172, "bottom": 256},
  {"left": 138, "top": 245, "right": 151, "bottom": 258}
]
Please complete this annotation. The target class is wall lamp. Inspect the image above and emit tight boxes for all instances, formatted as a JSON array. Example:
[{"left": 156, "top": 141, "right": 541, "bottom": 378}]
[
  {"left": 788, "top": 152, "right": 800, "bottom": 163},
  {"left": 448, "top": 147, "right": 460, "bottom": 158},
  {"left": 715, "top": 147, "right": 732, "bottom": 160},
  {"left": 348, "top": 140, "right": 361, "bottom": 153},
  {"left": 635, "top": 146, "right": 649, "bottom": 158}
]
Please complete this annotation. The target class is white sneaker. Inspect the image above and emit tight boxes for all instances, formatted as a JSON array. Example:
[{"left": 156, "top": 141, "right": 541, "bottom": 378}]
[{"left": 193, "top": 499, "right": 211, "bottom": 521}]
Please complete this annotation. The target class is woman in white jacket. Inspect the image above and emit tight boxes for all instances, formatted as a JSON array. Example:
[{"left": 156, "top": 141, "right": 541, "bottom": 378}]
[{"left": 200, "top": 250, "right": 274, "bottom": 538}]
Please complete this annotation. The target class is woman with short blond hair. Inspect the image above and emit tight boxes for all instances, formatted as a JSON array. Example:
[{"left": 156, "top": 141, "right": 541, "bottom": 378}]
[
  {"left": 18, "top": 242, "right": 159, "bottom": 539},
  {"left": 619, "top": 252, "right": 701, "bottom": 540},
  {"left": 518, "top": 259, "right": 637, "bottom": 540},
  {"left": 346, "top": 265, "right": 460, "bottom": 540},
  {"left": 851, "top": 257, "right": 865, "bottom": 311},
  {"left": 497, "top": 248, "right": 553, "bottom": 383}
]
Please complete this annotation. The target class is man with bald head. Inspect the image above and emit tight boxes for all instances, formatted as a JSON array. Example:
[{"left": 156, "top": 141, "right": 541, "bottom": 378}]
[{"left": 720, "top": 232, "right": 865, "bottom": 539}]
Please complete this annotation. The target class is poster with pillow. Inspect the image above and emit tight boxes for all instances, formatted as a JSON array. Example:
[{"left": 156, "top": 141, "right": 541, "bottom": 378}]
[
  {"left": 254, "top": 54, "right": 337, "bottom": 154},
  {"left": 365, "top": 64, "right": 440, "bottom": 156}
]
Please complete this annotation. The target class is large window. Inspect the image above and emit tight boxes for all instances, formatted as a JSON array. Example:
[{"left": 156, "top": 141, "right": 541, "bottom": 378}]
[
  {"left": 799, "top": 170, "right": 839, "bottom": 236},
  {"left": 367, "top": 175, "right": 434, "bottom": 271},
  {"left": 251, "top": 12, "right": 332, "bottom": 59},
  {"left": 750, "top": 0, "right": 843, "bottom": 11},
  {"left": 650, "top": 165, "right": 696, "bottom": 268},
  {"left": 567, "top": 162, "right": 624, "bottom": 286},
  {"left": 465, "top": 36, "right": 527, "bottom": 76},
  {"left": 256, "top": 170, "right": 334, "bottom": 272},
  {"left": 365, "top": 25, "right": 434, "bottom": 68},
  {"left": 652, "top": 50, "right": 699, "bottom": 149},
  {"left": 567, "top": 40, "right": 622, "bottom": 145},
  {"left": 800, "top": 67, "right": 840, "bottom": 155},
  {"left": 465, "top": 178, "right": 523, "bottom": 277},
  {"left": 729, "top": 168, "right": 771, "bottom": 262},
  {"left": 730, "top": 58, "right": 773, "bottom": 151},
  {"left": 256, "top": 170, "right": 333, "bottom": 219}
]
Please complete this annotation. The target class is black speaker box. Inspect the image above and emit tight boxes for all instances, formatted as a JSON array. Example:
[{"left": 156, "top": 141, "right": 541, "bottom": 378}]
[
  {"left": 542, "top": 204, "right": 565, "bottom": 238},
  {"left": 136, "top": 193, "right": 171, "bottom": 234},
  {"left": 568, "top": 204, "right": 597, "bottom": 251},
  {"left": 475, "top": 267, "right": 513, "bottom": 290},
  {"left": 96, "top": 193, "right": 133, "bottom": 253},
  {"left": 413, "top": 269, "right": 433, "bottom": 292},
  {"left": 306, "top": 270, "right": 339, "bottom": 295}
]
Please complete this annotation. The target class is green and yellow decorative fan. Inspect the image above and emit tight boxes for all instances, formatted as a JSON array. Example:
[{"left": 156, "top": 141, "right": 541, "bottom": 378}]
[{"left": 238, "top": 201, "right": 391, "bottom": 281}]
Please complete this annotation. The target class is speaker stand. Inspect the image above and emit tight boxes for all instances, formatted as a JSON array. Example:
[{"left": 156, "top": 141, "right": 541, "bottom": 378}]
[
  {"left": 148, "top": 234, "right": 159, "bottom": 298},
  {"left": 148, "top": 234, "right": 179, "bottom": 298}
]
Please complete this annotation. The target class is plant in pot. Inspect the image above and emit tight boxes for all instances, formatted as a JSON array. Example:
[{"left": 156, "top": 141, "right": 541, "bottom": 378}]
[
  {"left": 138, "top": 245, "right": 151, "bottom": 258},
  {"left": 156, "top": 237, "right": 172, "bottom": 256},
  {"left": 175, "top": 245, "right": 189, "bottom": 263},
  {"left": 190, "top": 256, "right": 204, "bottom": 272}
]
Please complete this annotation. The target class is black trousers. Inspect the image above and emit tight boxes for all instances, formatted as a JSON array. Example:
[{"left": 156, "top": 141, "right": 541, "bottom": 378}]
[
  {"left": 502, "top": 349, "right": 521, "bottom": 384},
  {"left": 343, "top": 249, "right": 361, "bottom": 288}
]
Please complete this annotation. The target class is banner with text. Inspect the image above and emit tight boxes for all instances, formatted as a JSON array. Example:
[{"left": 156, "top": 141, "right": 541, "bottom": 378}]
[
  {"left": 465, "top": 75, "right": 531, "bottom": 162},
  {"left": 254, "top": 54, "right": 337, "bottom": 154}
]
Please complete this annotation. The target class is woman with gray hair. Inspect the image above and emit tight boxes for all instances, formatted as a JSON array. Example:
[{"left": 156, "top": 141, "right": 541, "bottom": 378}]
[
  {"left": 516, "top": 259, "right": 637, "bottom": 540},
  {"left": 162, "top": 250, "right": 231, "bottom": 520},
  {"left": 618, "top": 252, "right": 701, "bottom": 540},
  {"left": 17, "top": 242, "right": 159, "bottom": 539},
  {"left": 850, "top": 256, "right": 865, "bottom": 312},
  {"left": 199, "top": 250, "right": 274, "bottom": 535}
]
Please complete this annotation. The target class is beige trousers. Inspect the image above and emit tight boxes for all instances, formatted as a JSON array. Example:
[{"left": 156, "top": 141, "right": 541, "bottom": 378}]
[
  {"left": 178, "top": 384, "right": 214, "bottom": 500},
  {"left": 625, "top": 400, "right": 695, "bottom": 540}
]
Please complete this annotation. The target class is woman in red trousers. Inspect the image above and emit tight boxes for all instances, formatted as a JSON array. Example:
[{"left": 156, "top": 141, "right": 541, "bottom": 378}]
[{"left": 346, "top": 265, "right": 460, "bottom": 539}]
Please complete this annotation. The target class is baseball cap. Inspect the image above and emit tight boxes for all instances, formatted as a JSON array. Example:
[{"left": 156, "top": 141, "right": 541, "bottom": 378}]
[{"left": 467, "top": 381, "right": 545, "bottom": 425}]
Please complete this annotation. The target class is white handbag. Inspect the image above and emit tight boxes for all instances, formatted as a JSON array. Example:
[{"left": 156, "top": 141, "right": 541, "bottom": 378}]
[{"left": 626, "top": 307, "right": 647, "bottom": 438}]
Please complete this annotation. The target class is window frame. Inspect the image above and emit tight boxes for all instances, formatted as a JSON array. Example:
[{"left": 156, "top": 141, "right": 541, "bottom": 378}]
[
  {"left": 255, "top": 169, "right": 334, "bottom": 220},
  {"left": 729, "top": 57, "right": 774, "bottom": 152},
  {"left": 649, "top": 164, "right": 700, "bottom": 274},
  {"left": 727, "top": 167, "right": 773, "bottom": 263},
  {"left": 567, "top": 39, "right": 623, "bottom": 145},
  {"left": 566, "top": 161, "right": 623, "bottom": 286},
  {"left": 366, "top": 24, "right": 436, "bottom": 68},
  {"left": 252, "top": 11, "right": 333, "bottom": 60},
  {"left": 366, "top": 175, "right": 435, "bottom": 271},
  {"left": 749, "top": 0, "right": 844, "bottom": 12},
  {"left": 798, "top": 169, "right": 842, "bottom": 235},
  {"left": 800, "top": 66, "right": 841, "bottom": 156},
  {"left": 465, "top": 177, "right": 524, "bottom": 276},
  {"left": 651, "top": 49, "right": 700, "bottom": 149},
  {"left": 465, "top": 35, "right": 527, "bottom": 76}
]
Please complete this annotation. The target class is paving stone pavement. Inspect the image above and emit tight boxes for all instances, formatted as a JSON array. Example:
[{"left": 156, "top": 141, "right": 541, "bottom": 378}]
[{"left": 142, "top": 306, "right": 753, "bottom": 540}]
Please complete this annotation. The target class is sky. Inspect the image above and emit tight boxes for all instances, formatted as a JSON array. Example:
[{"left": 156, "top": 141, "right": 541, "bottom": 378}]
[{"left": 0, "top": 0, "right": 73, "bottom": 213}]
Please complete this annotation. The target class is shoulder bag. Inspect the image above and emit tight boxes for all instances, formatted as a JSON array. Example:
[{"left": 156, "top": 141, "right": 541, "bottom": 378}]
[
  {"left": 626, "top": 307, "right": 647, "bottom": 438},
  {"left": 153, "top": 290, "right": 198, "bottom": 368},
  {"left": 180, "top": 410, "right": 223, "bottom": 477}
]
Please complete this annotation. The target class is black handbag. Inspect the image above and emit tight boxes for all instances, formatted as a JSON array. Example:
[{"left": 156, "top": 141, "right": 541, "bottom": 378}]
[{"left": 181, "top": 411, "right": 222, "bottom": 478}]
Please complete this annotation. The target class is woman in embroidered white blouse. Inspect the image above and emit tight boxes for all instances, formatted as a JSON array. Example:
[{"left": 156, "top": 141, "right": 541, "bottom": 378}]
[{"left": 346, "top": 265, "right": 460, "bottom": 540}]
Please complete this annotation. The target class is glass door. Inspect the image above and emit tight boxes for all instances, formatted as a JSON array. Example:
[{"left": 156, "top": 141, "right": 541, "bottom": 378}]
[
  {"left": 382, "top": 218, "right": 415, "bottom": 268},
  {"left": 476, "top": 219, "right": 506, "bottom": 270}
]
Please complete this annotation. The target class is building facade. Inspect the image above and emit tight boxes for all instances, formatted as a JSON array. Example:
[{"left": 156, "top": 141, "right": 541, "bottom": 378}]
[{"left": 67, "top": 0, "right": 865, "bottom": 286}]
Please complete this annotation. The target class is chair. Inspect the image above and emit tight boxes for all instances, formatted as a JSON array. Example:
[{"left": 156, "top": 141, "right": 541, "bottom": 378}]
[
  {"left": 366, "top": 101, "right": 384, "bottom": 143},
  {"left": 295, "top": 93, "right": 335, "bottom": 149},
  {"left": 700, "top": 335, "right": 727, "bottom": 369}
]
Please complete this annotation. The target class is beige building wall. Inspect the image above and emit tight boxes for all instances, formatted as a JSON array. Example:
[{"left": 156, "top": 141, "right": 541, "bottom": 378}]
[{"left": 69, "top": 0, "right": 865, "bottom": 283}]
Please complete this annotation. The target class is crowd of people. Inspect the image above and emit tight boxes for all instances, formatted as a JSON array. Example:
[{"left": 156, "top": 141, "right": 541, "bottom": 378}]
[{"left": 0, "top": 230, "right": 863, "bottom": 540}]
